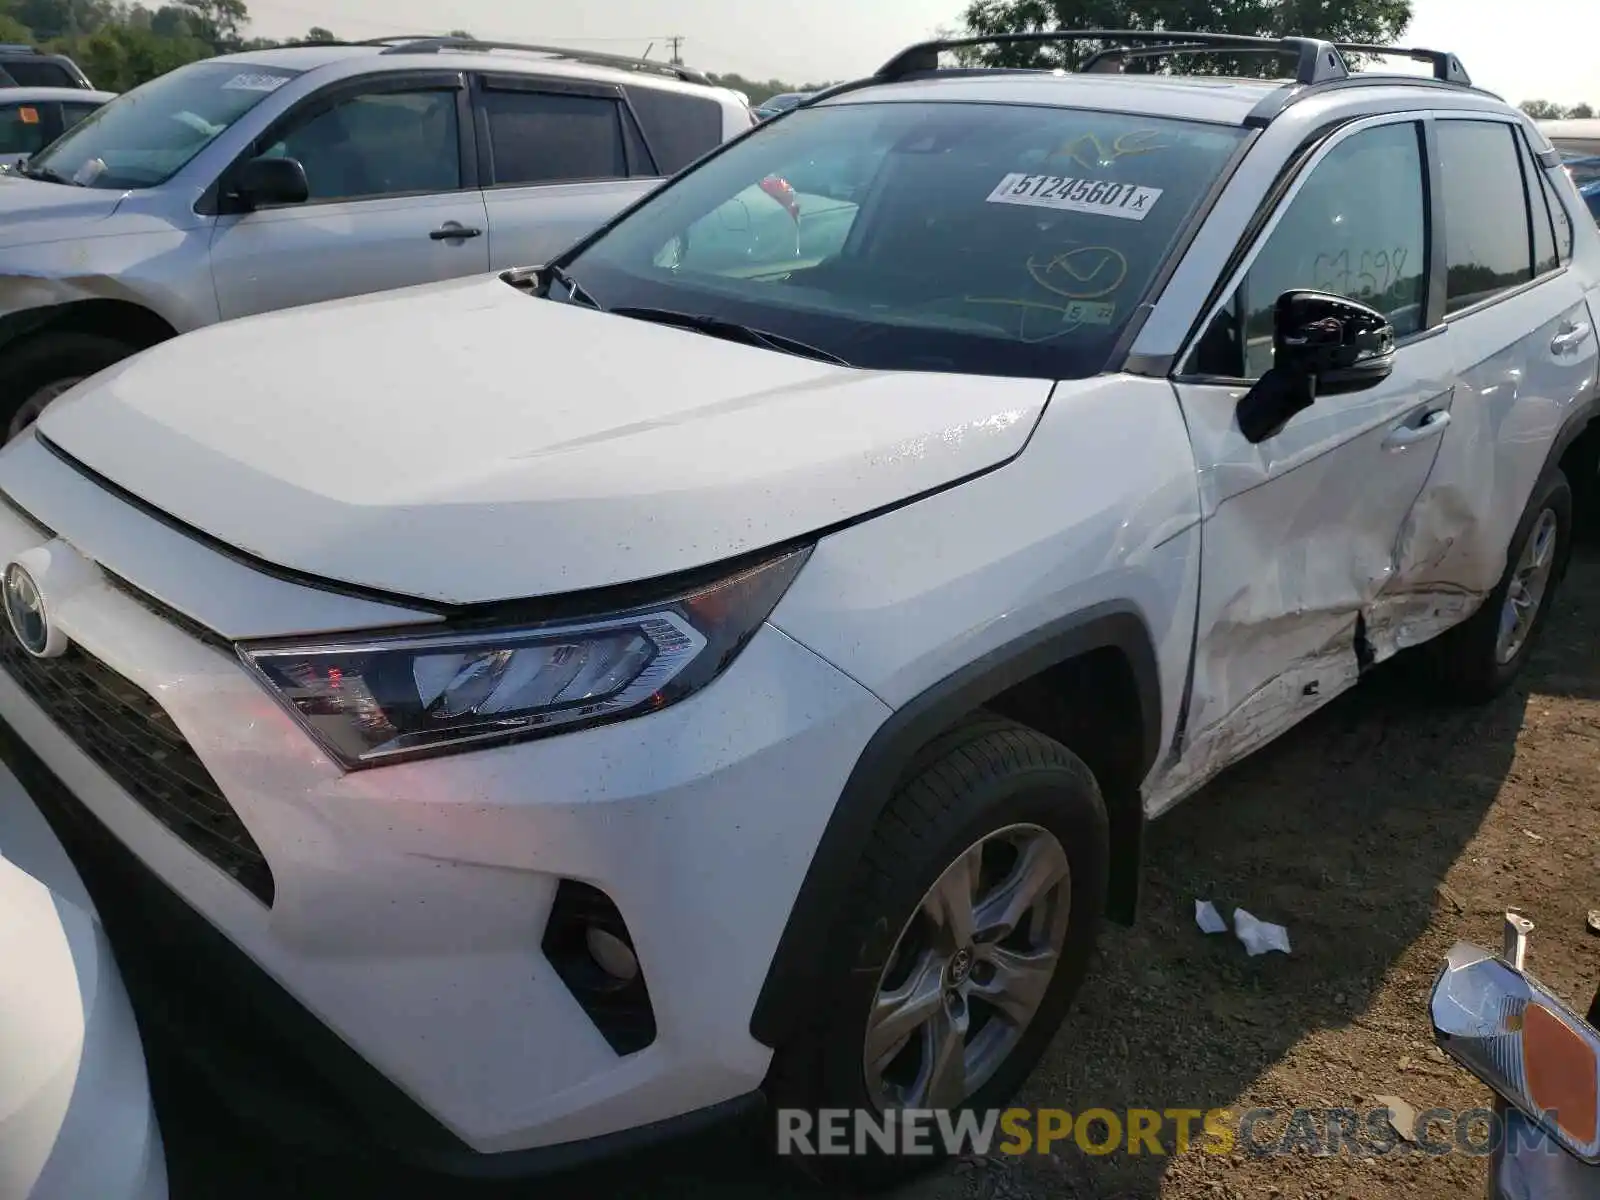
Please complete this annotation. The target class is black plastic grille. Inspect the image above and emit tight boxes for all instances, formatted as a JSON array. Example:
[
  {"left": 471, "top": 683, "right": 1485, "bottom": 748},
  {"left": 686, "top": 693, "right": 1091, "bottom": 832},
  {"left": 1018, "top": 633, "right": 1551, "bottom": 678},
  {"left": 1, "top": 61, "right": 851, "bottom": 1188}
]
[{"left": 0, "top": 622, "right": 275, "bottom": 905}]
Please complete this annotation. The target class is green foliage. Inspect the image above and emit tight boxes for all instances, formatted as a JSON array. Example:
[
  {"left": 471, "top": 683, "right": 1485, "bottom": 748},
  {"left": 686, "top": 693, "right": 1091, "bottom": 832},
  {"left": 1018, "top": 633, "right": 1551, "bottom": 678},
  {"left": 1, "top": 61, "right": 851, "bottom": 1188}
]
[
  {"left": 957, "top": 0, "right": 1413, "bottom": 72},
  {"left": 1523, "top": 100, "right": 1596, "bottom": 120}
]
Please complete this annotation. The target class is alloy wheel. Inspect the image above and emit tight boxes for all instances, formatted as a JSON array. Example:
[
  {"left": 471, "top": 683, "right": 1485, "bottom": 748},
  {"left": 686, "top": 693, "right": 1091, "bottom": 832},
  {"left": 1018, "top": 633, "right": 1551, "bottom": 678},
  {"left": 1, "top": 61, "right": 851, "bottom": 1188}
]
[{"left": 863, "top": 823, "right": 1071, "bottom": 1111}]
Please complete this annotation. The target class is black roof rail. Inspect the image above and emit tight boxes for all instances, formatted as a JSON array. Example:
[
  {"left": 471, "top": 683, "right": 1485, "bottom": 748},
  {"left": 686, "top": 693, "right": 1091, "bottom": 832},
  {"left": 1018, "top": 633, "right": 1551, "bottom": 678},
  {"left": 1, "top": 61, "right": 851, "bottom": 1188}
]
[
  {"left": 1333, "top": 42, "right": 1470, "bottom": 85},
  {"left": 876, "top": 31, "right": 1350, "bottom": 87},
  {"left": 371, "top": 35, "right": 712, "bottom": 85}
]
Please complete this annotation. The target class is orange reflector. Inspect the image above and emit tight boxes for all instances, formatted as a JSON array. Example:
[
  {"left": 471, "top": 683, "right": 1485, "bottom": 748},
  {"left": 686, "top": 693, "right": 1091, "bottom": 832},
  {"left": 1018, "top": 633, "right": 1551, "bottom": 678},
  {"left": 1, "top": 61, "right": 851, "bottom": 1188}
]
[
  {"left": 18, "top": 106, "right": 39, "bottom": 125},
  {"left": 1524, "top": 1003, "right": 1599, "bottom": 1146}
]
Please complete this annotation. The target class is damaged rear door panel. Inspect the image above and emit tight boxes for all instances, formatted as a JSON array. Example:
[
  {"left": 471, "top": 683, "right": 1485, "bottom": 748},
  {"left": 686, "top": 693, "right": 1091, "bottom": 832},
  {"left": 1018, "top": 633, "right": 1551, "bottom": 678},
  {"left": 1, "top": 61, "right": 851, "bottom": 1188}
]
[
  {"left": 1148, "top": 115, "right": 1455, "bottom": 812},
  {"left": 1379, "top": 117, "right": 1600, "bottom": 647}
]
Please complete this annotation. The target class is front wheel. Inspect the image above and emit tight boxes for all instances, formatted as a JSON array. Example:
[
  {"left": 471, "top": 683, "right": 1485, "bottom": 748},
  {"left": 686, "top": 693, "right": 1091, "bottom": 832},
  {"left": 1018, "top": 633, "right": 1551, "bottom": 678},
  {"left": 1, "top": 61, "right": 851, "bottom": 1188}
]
[
  {"left": 0, "top": 332, "right": 137, "bottom": 444},
  {"left": 1424, "top": 468, "right": 1572, "bottom": 703},
  {"left": 767, "top": 715, "right": 1108, "bottom": 1189}
]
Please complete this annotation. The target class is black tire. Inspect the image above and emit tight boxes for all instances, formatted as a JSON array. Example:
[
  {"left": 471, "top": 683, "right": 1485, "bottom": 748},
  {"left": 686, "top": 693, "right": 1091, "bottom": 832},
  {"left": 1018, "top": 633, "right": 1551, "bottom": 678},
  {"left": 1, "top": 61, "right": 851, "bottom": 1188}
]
[
  {"left": 0, "top": 331, "right": 138, "bottom": 443},
  {"left": 1424, "top": 468, "right": 1573, "bottom": 703},
  {"left": 766, "top": 714, "right": 1109, "bottom": 1191}
]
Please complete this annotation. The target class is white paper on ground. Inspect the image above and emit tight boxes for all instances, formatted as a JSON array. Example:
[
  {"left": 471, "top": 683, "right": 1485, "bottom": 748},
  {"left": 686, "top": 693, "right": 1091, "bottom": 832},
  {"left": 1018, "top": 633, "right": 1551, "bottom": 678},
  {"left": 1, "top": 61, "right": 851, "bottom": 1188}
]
[
  {"left": 1194, "top": 899, "right": 1228, "bottom": 935},
  {"left": 1233, "top": 908, "right": 1291, "bottom": 956}
]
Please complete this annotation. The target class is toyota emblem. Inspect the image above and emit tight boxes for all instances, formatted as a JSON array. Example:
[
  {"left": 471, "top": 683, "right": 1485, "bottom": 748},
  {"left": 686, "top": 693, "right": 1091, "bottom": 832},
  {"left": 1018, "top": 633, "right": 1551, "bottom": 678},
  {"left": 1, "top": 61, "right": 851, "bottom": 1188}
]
[{"left": 4, "top": 562, "right": 56, "bottom": 658}]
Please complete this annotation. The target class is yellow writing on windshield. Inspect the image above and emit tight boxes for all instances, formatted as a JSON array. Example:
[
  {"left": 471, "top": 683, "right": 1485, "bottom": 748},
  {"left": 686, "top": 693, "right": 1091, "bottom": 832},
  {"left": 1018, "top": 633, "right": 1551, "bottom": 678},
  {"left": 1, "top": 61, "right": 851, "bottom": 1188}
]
[{"left": 1052, "top": 129, "right": 1168, "bottom": 171}]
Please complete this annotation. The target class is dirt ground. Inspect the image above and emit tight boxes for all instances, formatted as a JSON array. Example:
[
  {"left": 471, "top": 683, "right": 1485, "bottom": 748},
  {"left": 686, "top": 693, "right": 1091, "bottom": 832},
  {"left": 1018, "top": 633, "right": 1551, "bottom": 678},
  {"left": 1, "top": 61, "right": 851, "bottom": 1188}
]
[{"left": 151, "top": 541, "right": 1600, "bottom": 1200}]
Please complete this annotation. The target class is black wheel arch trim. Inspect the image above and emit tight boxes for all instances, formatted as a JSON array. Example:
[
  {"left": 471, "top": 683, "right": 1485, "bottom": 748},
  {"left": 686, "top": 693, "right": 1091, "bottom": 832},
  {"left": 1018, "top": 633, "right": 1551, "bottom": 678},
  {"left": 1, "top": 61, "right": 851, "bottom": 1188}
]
[{"left": 749, "top": 600, "right": 1161, "bottom": 1049}]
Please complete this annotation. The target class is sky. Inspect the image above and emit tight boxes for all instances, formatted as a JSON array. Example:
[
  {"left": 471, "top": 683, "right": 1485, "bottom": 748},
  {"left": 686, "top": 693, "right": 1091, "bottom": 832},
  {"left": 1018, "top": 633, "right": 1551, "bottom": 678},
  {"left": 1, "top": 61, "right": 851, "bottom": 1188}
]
[{"left": 241, "top": 0, "right": 1598, "bottom": 107}]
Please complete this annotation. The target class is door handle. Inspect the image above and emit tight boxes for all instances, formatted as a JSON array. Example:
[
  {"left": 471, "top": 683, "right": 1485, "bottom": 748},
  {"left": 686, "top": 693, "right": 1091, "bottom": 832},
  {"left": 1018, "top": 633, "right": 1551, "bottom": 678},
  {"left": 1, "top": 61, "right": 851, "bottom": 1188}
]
[
  {"left": 429, "top": 224, "right": 482, "bottom": 241},
  {"left": 1382, "top": 409, "right": 1451, "bottom": 451},
  {"left": 1551, "top": 321, "right": 1594, "bottom": 355}
]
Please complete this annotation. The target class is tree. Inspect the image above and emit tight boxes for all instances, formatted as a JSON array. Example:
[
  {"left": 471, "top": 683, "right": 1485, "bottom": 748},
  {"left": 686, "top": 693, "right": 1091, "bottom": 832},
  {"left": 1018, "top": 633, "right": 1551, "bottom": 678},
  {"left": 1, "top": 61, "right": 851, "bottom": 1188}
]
[
  {"left": 1571, "top": 103, "right": 1595, "bottom": 120},
  {"left": 177, "top": 0, "right": 245, "bottom": 50},
  {"left": 448, "top": 28, "right": 472, "bottom": 38},
  {"left": 0, "top": 11, "right": 32, "bottom": 40},
  {"left": 303, "top": 25, "right": 335, "bottom": 42},
  {"left": 149, "top": 4, "right": 192, "bottom": 38},
  {"left": 1521, "top": 100, "right": 1569, "bottom": 120},
  {"left": 957, "top": 0, "right": 1412, "bottom": 72}
]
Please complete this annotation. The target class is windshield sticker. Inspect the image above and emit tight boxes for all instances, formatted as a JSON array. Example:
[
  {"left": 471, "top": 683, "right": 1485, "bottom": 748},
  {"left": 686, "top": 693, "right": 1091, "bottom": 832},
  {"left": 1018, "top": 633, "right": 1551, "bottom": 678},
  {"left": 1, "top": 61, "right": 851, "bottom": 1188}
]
[
  {"left": 18, "top": 106, "right": 39, "bottom": 125},
  {"left": 222, "top": 72, "right": 293, "bottom": 93},
  {"left": 71, "top": 157, "right": 106, "bottom": 186},
  {"left": 986, "top": 174, "right": 1162, "bottom": 220}
]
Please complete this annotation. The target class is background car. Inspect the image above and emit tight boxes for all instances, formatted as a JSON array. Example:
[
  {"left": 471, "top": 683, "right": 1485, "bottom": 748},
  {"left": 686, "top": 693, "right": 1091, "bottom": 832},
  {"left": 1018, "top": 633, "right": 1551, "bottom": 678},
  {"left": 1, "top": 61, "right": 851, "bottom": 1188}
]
[
  {"left": 0, "top": 35, "right": 750, "bottom": 442},
  {"left": 0, "top": 87, "right": 115, "bottom": 171},
  {"left": 754, "top": 90, "right": 813, "bottom": 119},
  {"left": 0, "top": 45, "right": 93, "bottom": 90},
  {"left": 1540, "top": 116, "right": 1600, "bottom": 158}
]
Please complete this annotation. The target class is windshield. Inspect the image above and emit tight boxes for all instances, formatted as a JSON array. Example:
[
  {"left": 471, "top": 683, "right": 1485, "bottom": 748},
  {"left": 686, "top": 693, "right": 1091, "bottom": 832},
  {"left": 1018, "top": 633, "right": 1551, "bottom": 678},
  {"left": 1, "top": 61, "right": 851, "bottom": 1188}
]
[
  {"left": 563, "top": 101, "right": 1246, "bottom": 379},
  {"left": 28, "top": 60, "right": 301, "bottom": 189}
]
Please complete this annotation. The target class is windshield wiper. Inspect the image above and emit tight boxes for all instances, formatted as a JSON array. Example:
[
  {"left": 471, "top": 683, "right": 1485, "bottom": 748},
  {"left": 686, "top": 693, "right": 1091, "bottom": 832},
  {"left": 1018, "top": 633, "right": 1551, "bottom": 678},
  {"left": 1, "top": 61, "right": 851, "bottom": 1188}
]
[
  {"left": 608, "top": 306, "right": 852, "bottom": 367},
  {"left": 545, "top": 264, "right": 600, "bottom": 310},
  {"left": 15, "top": 161, "right": 80, "bottom": 186}
]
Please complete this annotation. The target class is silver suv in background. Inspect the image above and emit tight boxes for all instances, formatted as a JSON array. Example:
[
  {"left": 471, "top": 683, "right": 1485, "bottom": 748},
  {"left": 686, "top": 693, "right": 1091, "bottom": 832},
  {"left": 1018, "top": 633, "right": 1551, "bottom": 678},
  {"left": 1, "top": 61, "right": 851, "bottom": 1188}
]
[{"left": 0, "top": 36, "right": 751, "bottom": 439}]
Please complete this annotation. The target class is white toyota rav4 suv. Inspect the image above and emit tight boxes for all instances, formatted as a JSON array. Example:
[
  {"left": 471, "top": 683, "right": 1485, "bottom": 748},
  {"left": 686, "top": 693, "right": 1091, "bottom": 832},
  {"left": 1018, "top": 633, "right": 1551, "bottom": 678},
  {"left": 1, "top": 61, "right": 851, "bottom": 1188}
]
[{"left": 0, "top": 29, "right": 1596, "bottom": 1188}]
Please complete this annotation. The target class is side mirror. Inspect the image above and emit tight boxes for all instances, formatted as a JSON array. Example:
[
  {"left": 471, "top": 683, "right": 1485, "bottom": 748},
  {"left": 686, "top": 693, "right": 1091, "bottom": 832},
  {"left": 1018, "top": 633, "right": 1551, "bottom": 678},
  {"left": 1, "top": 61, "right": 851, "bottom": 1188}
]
[
  {"left": 228, "top": 155, "right": 309, "bottom": 210},
  {"left": 1236, "top": 290, "right": 1396, "bottom": 444}
]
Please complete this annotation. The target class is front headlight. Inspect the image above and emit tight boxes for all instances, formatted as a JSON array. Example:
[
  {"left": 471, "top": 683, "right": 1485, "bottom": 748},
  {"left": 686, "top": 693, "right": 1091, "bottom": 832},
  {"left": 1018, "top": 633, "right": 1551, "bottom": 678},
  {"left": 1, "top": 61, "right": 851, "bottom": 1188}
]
[{"left": 239, "top": 547, "right": 810, "bottom": 769}]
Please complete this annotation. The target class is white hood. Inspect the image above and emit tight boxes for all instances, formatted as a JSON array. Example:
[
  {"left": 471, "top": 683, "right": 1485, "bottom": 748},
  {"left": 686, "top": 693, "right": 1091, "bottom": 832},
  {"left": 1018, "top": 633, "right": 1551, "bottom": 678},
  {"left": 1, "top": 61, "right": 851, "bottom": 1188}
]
[
  {"left": 0, "top": 173, "right": 125, "bottom": 248},
  {"left": 37, "top": 275, "right": 1050, "bottom": 605}
]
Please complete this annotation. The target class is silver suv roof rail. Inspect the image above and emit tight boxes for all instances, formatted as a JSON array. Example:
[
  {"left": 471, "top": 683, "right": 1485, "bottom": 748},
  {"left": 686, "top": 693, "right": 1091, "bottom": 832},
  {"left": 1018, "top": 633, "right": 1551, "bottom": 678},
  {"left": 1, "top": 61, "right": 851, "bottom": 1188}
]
[{"left": 366, "top": 36, "right": 714, "bottom": 85}]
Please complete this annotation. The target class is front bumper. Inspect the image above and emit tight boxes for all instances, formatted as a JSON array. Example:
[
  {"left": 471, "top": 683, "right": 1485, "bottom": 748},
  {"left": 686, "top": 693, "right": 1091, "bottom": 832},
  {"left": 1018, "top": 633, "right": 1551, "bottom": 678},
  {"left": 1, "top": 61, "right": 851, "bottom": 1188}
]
[{"left": 0, "top": 456, "right": 890, "bottom": 1168}]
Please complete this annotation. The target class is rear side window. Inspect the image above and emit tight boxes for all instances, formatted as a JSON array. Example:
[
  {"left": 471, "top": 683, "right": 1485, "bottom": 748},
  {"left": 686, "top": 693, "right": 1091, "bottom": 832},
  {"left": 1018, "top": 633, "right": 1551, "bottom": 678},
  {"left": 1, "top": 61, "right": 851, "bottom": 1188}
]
[
  {"left": 1437, "top": 121, "right": 1535, "bottom": 313},
  {"left": 624, "top": 86, "right": 721, "bottom": 174},
  {"left": 0, "top": 101, "right": 49, "bottom": 156},
  {"left": 1540, "top": 169, "right": 1576, "bottom": 263},
  {"left": 2, "top": 59, "right": 77, "bottom": 87},
  {"left": 481, "top": 88, "right": 625, "bottom": 185},
  {"left": 1518, "top": 135, "right": 1559, "bottom": 276}
]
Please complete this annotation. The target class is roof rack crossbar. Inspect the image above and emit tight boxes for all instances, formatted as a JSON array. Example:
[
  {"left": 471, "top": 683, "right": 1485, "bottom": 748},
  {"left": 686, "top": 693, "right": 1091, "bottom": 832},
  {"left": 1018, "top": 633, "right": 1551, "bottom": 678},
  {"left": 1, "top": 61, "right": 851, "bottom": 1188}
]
[
  {"left": 1332, "top": 42, "right": 1471, "bottom": 85},
  {"left": 371, "top": 35, "right": 712, "bottom": 84},
  {"left": 876, "top": 30, "right": 1351, "bottom": 87}
]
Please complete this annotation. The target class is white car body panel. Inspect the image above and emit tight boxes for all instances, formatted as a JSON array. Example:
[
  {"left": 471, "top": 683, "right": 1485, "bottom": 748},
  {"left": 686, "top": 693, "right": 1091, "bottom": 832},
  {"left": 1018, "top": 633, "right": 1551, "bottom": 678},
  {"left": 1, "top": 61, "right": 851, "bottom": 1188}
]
[
  {"left": 35, "top": 276, "right": 1051, "bottom": 604},
  {"left": 0, "top": 767, "right": 165, "bottom": 1200},
  {"left": 0, "top": 491, "right": 886, "bottom": 1149},
  {"left": 770, "top": 374, "right": 1201, "bottom": 763}
]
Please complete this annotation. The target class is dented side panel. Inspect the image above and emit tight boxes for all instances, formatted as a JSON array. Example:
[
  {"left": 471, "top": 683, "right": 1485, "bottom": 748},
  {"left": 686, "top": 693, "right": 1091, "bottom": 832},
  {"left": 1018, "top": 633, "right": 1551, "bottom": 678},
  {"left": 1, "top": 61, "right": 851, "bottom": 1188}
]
[
  {"left": 1148, "top": 329, "right": 1456, "bottom": 815},
  {"left": 1394, "top": 271, "right": 1598, "bottom": 629}
]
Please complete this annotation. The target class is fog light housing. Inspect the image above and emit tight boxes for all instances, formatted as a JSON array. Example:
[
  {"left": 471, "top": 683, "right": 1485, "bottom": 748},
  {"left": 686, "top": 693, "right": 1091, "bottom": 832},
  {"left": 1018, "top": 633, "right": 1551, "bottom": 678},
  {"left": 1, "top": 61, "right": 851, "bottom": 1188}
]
[{"left": 541, "top": 881, "right": 657, "bottom": 1055}]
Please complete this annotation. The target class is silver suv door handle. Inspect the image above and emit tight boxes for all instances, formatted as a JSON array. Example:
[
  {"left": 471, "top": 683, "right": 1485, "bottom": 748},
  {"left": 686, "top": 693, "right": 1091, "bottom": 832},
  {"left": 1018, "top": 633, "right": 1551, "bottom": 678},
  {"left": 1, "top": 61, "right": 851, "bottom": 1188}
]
[
  {"left": 1552, "top": 321, "right": 1593, "bottom": 354},
  {"left": 430, "top": 224, "right": 482, "bottom": 241},
  {"left": 1382, "top": 409, "right": 1451, "bottom": 451}
]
